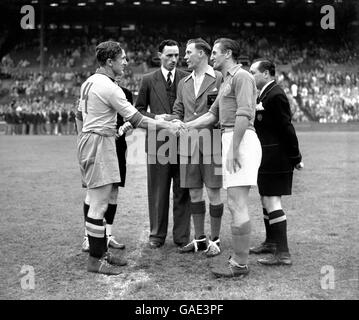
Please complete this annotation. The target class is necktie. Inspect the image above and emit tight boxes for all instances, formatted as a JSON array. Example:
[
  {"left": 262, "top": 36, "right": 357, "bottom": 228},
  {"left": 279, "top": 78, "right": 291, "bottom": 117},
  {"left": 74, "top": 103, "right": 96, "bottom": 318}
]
[{"left": 167, "top": 71, "right": 172, "bottom": 87}]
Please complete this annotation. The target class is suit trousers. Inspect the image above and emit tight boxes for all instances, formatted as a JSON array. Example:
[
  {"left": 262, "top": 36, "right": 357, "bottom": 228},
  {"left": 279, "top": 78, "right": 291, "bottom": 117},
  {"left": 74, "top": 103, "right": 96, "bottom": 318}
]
[{"left": 147, "top": 154, "right": 191, "bottom": 245}]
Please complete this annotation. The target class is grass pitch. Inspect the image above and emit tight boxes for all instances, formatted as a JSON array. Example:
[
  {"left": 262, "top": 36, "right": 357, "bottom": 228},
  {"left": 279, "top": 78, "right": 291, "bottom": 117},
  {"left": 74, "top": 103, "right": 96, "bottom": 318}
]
[{"left": 0, "top": 130, "right": 358, "bottom": 300}]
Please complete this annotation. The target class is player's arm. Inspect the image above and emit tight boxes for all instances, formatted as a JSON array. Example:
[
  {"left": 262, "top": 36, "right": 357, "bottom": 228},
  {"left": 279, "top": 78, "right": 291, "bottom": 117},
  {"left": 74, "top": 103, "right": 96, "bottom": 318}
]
[
  {"left": 226, "top": 75, "right": 254, "bottom": 173},
  {"left": 109, "top": 88, "right": 181, "bottom": 135}
]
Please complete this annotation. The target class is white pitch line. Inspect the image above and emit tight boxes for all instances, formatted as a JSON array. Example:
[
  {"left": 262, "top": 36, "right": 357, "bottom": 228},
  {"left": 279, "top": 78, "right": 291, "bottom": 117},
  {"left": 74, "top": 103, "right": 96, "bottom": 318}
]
[{"left": 102, "top": 214, "right": 151, "bottom": 300}]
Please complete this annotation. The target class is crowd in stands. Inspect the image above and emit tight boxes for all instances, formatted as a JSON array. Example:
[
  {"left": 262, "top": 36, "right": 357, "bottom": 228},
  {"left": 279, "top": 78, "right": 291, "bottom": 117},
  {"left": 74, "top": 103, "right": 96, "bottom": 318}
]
[
  {"left": 0, "top": 98, "right": 77, "bottom": 135},
  {"left": 1, "top": 27, "right": 358, "bottom": 128}
]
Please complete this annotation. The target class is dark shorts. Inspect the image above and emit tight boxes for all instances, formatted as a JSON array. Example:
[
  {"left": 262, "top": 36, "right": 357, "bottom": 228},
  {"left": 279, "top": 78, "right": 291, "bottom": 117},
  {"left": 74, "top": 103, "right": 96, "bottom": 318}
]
[
  {"left": 179, "top": 152, "right": 222, "bottom": 189},
  {"left": 257, "top": 172, "right": 293, "bottom": 196}
]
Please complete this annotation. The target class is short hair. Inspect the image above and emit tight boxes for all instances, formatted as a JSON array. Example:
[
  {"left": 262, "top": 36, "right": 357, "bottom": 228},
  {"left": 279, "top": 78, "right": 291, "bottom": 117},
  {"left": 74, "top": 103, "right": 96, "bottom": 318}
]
[
  {"left": 255, "top": 59, "right": 276, "bottom": 76},
  {"left": 95, "top": 41, "right": 123, "bottom": 66},
  {"left": 214, "top": 38, "right": 240, "bottom": 61},
  {"left": 187, "top": 38, "right": 211, "bottom": 57},
  {"left": 158, "top": 39, "right": 179, "bottom": 53}
]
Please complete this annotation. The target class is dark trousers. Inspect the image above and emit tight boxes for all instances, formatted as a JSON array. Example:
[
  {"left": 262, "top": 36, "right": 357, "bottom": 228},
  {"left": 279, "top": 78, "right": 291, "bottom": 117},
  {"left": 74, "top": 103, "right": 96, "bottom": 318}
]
[{"left": 147, "top": 154, "right": 191, "bottom": 245}]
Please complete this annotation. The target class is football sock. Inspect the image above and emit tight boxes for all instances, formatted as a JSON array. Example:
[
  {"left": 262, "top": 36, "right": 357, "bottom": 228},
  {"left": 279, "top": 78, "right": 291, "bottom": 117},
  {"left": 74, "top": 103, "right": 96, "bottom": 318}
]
[
  {"left": 268, "top": 209, "right": 289, "bottom": 253},
  {"left": 104, "top": 204, "right": 117, "bottom": 225},
  {"left": 209, "top": 203, "right": 223, "bottom": 241},
  {"left": 231, "top": 221, "right": 251, "bottom": 265},
  {"left": 83, "top": 202, "right": 90, "bottom": 236},
  {"left": 263, "top": 208, "right": 273, "bottom": 243},
  {"left": 104, "top": 204, "right": 117, "bottom": 236},
  {"left": 190, "top": 201, "right": 206, "bottom": 239},
  {"left": 86, "top": 217, "right": 106, "bottom": 259}
]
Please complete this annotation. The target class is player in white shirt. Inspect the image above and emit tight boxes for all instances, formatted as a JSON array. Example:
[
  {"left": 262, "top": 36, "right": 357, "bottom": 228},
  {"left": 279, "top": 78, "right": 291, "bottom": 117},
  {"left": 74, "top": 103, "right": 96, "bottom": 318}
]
[{"left": 77, "top": 41, "right": 181, "bottom": 275}]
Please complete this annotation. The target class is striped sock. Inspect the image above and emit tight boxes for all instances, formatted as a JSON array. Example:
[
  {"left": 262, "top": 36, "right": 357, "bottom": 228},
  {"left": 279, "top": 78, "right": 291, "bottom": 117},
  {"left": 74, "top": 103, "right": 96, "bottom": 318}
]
[
  {"left": 83, "top": 202, "right": 90, "bottom": 236},
  {"left": 190, "top": 201, "right": 206, "bottom": 239},
  {"left": 86, "top": 217, "right": 106, "bottom": 258},
  {"left": 263, "top": 208, "right": 273, "bottom": 243},
  {"left": 268, "top": 209, "right": 289, "bottom": 253},
  {"left": 231, "top": 221, "right": 251, "bottom": 265}
]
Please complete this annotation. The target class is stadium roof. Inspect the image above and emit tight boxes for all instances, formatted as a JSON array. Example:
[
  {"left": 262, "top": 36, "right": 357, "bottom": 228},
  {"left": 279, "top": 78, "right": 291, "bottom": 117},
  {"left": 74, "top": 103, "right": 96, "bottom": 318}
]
[{"left": 1, "top": 0, "right": 357, "bottom": 25}]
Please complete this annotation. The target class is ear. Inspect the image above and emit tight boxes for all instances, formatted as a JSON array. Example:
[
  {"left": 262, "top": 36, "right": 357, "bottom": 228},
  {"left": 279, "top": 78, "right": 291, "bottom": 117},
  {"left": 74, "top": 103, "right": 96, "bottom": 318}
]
[
  {"left": 107, "top": 58, "right": 113, "bottom": 67},
  {"left": 225, "top": 49, "right": 232, "bottom": 59},
  {"left": 157, "top": 52, "right": 162, "bottom": 59}
]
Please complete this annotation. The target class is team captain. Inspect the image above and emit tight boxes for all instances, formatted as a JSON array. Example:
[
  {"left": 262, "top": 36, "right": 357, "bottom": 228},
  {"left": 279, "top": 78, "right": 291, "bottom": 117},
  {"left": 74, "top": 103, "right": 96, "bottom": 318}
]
[{"left": 77, "top": 41, "right": 180, "bottom": 275}]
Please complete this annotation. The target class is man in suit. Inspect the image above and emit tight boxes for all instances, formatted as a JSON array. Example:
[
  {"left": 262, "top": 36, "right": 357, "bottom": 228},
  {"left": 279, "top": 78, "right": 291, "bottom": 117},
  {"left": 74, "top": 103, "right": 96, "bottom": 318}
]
[
  {"left": 135, "top": 39, "right": 191, "bottom": 249},
  {"left": 165, "top": 38, "right": 224, "bottom": 257},
  {"left": 249, "top": 60, "right": 304, "bottom": 266}
]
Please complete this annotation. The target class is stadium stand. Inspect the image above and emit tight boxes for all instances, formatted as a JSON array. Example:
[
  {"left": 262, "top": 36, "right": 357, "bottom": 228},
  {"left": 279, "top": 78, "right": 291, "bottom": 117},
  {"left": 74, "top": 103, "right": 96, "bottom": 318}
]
[{"left": 0, "top": 0, "right": 358, "bottom": 133}]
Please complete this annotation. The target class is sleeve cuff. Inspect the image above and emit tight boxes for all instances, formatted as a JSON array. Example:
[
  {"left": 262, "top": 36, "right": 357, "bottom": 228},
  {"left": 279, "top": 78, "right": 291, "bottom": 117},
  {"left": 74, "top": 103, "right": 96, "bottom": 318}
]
[{"left": 127, "top": 111, "right": 143, "bottom": 128}]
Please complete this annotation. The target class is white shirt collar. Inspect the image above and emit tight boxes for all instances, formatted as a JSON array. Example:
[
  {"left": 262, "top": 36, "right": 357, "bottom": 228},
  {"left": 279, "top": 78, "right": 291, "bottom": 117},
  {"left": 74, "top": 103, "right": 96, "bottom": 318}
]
[
  {"left": 260, "top": 79, "right": 275, "bottom": 97},
  {"left": 161, "top": 66, "right": 176, "bottom": 81},
  {"left": 186, "top": 65, "right": 216, "bottom": 82}
]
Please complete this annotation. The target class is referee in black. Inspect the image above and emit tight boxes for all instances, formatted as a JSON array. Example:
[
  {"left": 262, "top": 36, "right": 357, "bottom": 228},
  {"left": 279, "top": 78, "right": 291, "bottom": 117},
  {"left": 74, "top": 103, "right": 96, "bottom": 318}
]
[{"left": 249, "top": 60, "right": 304, "bottom": 266}]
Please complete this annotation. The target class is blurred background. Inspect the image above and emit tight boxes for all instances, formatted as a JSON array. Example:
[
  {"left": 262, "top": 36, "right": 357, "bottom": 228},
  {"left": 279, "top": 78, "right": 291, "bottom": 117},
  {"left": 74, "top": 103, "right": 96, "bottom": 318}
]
[{"left": 0, "top": 0, "right": 358, "bottom": 135}]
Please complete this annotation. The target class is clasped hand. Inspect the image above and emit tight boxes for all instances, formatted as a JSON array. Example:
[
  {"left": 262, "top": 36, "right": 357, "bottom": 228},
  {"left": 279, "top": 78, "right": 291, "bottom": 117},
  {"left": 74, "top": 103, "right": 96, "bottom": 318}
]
[{"left": 168, "top": 119, "right": 188, "bottom": 136}]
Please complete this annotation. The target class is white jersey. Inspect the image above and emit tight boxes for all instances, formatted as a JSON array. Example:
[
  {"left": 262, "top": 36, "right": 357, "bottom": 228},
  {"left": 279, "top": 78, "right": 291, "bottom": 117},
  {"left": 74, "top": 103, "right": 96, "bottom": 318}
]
[{"left": 78, "top": 73, "right": 141, "bottom": 135}]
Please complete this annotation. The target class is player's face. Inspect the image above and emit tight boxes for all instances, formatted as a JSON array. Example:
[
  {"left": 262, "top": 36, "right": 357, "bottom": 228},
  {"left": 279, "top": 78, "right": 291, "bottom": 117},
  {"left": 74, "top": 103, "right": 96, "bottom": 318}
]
[
  {"left": 184, "top": 43, "right": 201, "bottom": 71},
  {"left": 249, "top": 62, "right": 266, "bottom": 90},
  {"left": 111, "top": 49, "right": 127, "bottom": 77},
  {"left": 210, "top": 43, "right": 226, "bottom": 71},
  {"left": 159, "top": 45, "right": 179, "bottom": 71}
]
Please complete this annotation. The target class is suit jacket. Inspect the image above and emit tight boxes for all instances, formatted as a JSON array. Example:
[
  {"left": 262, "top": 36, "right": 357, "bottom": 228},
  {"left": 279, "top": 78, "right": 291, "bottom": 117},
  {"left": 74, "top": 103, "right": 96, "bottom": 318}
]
[
  {"left": 254, "top": 81, "right": 302, "bottom": 174},
  {"left": 172, "top": 70, "right": 222, "bottom": 157},
  {"left": 116, "top": 86, "right": 133, "bottom": 187},
  {"left": 135, "top": 68, "right": 189, "bottom": 156}
]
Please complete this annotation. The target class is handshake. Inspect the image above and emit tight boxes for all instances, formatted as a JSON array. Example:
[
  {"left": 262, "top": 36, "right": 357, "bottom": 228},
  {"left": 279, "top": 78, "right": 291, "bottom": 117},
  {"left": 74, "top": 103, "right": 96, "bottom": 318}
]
[{"left": 155, "top": 114, "right": 189, "bottom": 136}]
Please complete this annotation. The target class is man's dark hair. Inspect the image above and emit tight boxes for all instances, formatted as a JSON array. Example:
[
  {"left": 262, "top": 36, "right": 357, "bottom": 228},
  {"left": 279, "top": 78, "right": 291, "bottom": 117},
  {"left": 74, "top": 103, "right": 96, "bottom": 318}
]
[
  {"left": 95, "top": 41, "right": 123, "bottom": 66},
  {"left": 158, "top": 39, "right": 179, "bottom": 53},
  {"left": 214, "top": 38, "right": 240, "bottom": 61},
  {"left": 187, "top": 38, "right": 212, "bottom": 57},
  {"left": 255, "top": 59, "right": 276, "bottom": 76}
]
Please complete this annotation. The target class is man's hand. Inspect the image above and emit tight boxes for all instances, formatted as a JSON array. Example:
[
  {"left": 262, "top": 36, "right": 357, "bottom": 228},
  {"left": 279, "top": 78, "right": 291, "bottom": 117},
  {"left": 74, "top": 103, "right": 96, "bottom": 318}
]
[
  {"left": 172, "top": 119, "right": 188, "bottom": 136},
  {"left": 117, "top": 121, "right": 133, "bottom": 138},
  {"left": 226, "top": 148, "right": 241, "bottom": 174},
  {"left": 154, "top": 114, "right": 168, "bottom": 120},
  {"left": 295, "top": 161, "right": 304, "bottom": 170},
  {"left": 164, "top": 114, "right": 177, "bottom": 121},
  {"left": 167, "top": 120, "right": 187, "bottom": 137}
]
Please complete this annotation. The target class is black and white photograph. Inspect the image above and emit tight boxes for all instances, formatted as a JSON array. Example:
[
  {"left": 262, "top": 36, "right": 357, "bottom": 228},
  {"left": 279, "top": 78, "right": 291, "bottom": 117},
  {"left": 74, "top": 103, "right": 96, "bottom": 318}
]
[{"left": 0, "top": 0, "right": 358, "bottom": 307}]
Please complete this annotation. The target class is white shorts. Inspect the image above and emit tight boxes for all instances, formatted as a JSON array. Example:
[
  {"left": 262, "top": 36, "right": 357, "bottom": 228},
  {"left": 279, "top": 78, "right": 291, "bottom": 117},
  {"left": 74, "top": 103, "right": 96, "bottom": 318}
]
[{"left": 222, "top": 129, "right": 262, "bottom": 189}]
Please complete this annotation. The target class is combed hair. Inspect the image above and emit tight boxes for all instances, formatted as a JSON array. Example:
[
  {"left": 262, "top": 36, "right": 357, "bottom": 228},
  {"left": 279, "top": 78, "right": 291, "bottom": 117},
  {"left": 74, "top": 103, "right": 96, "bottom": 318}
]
[
  {"left": 214, "top": 38, "right": 240, "bottom": 61},
  {"left": 255, "top": 59, "right": 276, "bottom": 76},
  {"left": 187, "top": 38, "right": 212, "bottom": 57},
  {"left": 158, "top": 39, "right": 179, "bottom": 53},
  {"left": 95, "top": 41, "right": 123, "bottom": 66}
]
